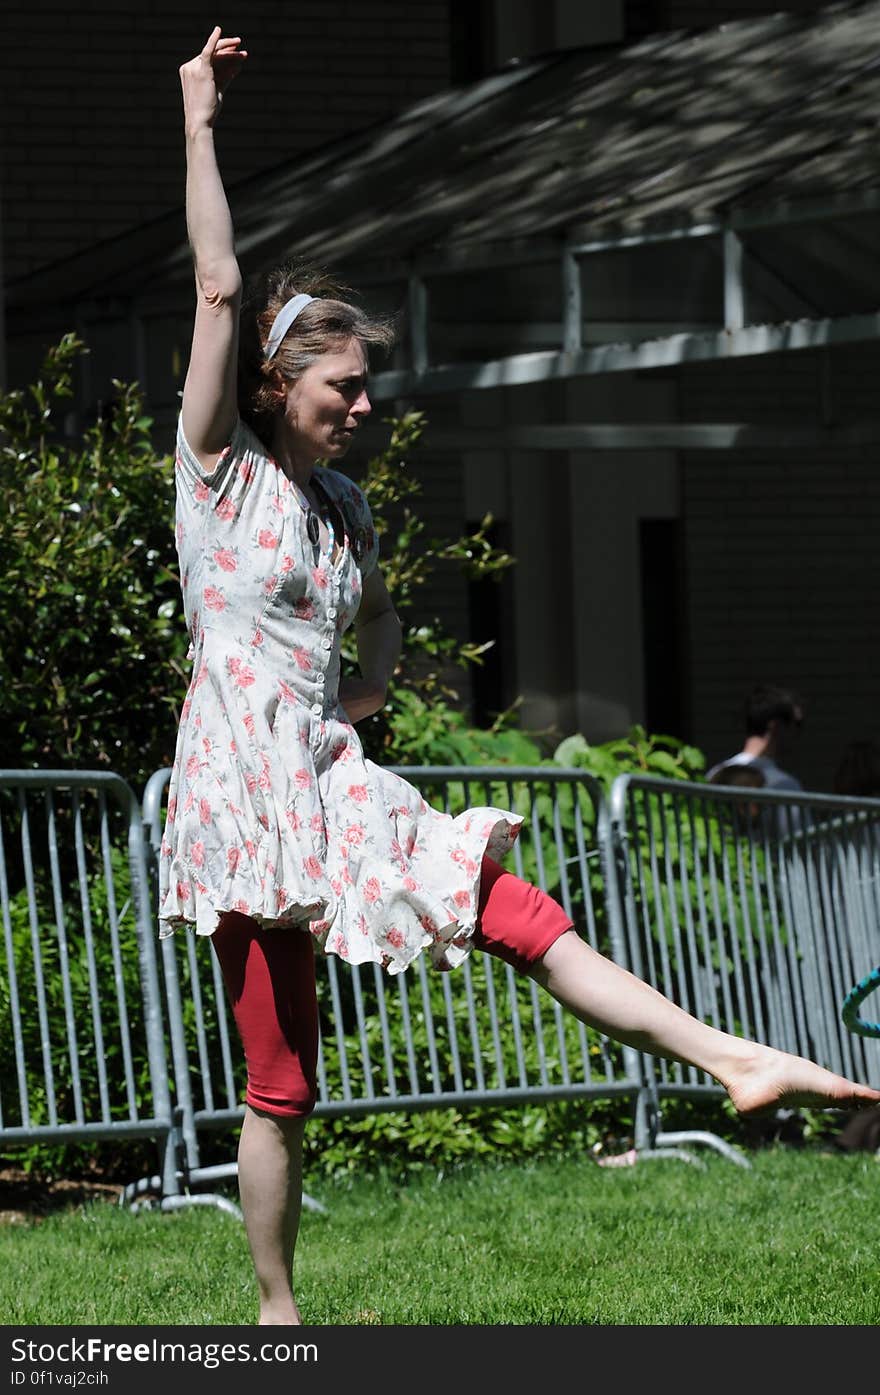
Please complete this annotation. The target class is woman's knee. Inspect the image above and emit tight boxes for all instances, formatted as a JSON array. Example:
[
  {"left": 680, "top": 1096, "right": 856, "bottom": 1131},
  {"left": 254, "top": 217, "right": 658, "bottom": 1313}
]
[
  {"left": 473, "top": 856, "right": 573, "bottom": 973},
  {"left": 245, "top": 1078, "right": 318, "bottom": 1119}
]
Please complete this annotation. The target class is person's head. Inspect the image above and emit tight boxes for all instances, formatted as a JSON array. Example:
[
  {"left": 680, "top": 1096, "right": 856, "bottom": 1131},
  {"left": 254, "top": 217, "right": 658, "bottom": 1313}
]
[
  {"left": 238, "top": 262, "right": 397, "bottom": 455},
  {"left": 744, "top": 684, "right": 804, "bottom": 738},
  {"left": 832, "top": 740, "right": 880, "bottom": 798},
  {"left": 707, "top": 763, "right": 766, "bottom": 790},
  {"left": 708, "top": 762, "right": 767, "bottom": 831},
  {"left": 743, "top": 683, "right": 804, "bottom": 760}
]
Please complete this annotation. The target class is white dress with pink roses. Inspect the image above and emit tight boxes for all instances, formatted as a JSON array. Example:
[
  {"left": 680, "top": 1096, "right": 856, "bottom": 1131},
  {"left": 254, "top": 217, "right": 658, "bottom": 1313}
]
[{"left": 157, "top": 417, "right": 522, "bottom": 974}]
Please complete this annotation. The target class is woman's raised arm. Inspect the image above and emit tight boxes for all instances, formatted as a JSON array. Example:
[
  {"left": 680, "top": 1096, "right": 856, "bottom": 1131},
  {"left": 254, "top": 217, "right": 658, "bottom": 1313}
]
[{"left": 178, "top": 27, "right": 248, "bottom": 468}]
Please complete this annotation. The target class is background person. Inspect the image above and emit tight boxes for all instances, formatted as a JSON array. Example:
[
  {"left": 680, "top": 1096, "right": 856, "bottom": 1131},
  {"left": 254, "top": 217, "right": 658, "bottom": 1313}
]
[
  {"left": 706, "top": 683, "right": 806, "bottom": 836},
  {"left": 706, "top": 683, "right": 805, "bottom": 791},
  {"left": 706, "top": 763, "right": 767, "bottom": 790},
  {"left": 706, "top": 760, "right": 766, "bottom": 833},
  {"left": 162, "top": 28, "right": 880, "bottom": 1326}
]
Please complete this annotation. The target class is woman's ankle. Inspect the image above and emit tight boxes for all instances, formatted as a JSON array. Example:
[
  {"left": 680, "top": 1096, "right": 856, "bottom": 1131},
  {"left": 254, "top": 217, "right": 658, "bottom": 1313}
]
[{"left": 258, "top": 1296, "right": 302, "bottom": 1325}]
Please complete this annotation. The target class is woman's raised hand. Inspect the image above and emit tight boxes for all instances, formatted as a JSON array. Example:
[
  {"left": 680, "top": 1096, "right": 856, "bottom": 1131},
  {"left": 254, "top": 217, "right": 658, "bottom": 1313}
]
[{"left": 180, "top": 26, "right": 247, "bottom": 133}]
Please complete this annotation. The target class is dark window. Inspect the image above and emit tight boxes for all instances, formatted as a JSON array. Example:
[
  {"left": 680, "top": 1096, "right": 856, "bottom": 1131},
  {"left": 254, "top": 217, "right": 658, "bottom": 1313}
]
[
  {"left": 639, "top": 517, "right": 687, "bottom": 739},
  {"left": 449, "top": 1, "right": 492, "bottom": 84},
  {"left": 467, "top": 516, "right": 516, "bottom": 726}
]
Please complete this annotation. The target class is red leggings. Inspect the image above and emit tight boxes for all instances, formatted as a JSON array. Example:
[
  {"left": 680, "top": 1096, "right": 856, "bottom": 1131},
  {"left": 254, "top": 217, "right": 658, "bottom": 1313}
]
[{"left": 211, "top": 856, "right": 573, "bottom": 1119}]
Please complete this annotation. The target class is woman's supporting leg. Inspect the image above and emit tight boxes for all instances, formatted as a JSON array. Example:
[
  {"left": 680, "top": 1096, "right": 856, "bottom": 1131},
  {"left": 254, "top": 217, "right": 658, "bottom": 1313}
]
[
  {"left": 235, "top": 1107, "right": 306, "bottom": 1325},
  {"left": 212, "top": 912, "right": 320, "bottom": 1325},
  {"left": 531, "top": 930, "right": 880, "bottom": 1115}
]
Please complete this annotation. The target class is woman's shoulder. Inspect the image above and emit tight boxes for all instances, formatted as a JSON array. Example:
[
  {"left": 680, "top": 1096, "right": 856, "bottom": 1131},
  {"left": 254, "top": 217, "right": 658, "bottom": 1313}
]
[
  {"left": 317, "top": 467, "right": 372, "bottom": 515},
  {"left": 317, "top": 468, "right": 379, "bottom": 575},
  {"left": 176, "top": 413, "right": 274, "bottom": 488}
]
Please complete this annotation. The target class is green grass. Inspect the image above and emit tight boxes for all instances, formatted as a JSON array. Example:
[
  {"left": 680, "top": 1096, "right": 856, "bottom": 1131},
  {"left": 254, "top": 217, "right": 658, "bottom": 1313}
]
[{"left": 2, "top": 1148, "right": 879, "bottom": 1326}]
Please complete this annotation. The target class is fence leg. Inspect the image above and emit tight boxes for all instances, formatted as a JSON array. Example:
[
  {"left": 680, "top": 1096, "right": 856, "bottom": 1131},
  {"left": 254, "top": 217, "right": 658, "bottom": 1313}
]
[
  {"left": 179, "top": 1161, "right": 328, "bottom": 1216},
  {"left": 651, "top": 1129, "right": 751, "bottom": 1169},
  {"left": 629, "top": 1077, "right": 751, "bottom": 1168},
  {"left": 633, "top": 1080, "right": 657, "bottom": 1152}
]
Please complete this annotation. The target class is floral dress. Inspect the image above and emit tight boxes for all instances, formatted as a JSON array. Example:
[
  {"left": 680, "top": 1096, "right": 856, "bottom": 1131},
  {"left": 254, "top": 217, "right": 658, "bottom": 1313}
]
[{"left": 157, "top": 417, "right": 522, "bottom": 974}]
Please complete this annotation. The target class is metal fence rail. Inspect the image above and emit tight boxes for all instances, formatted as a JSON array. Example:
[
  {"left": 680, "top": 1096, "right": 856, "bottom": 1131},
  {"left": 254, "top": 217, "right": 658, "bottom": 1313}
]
[
  {"left": 609, "top": 774, "right": 880, "bottom": 1157},
  {"left": 0, "top": 771, "right": 178, "bottom": 1201},
  {"left": 141, "top": 763, "right": 643, "bottom": 1198}
]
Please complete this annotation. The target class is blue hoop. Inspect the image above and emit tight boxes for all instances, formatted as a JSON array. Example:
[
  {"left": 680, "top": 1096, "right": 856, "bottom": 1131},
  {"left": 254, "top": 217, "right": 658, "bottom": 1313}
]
[{"left": 841, "top": 966, "right": 880, "bottom": 1038}]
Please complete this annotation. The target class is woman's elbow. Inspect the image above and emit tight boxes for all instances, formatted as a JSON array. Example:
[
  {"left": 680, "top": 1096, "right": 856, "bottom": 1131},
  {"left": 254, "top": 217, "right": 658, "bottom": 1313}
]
[{"left": 196, "top": 263, "right": 242, "bottom": 311}]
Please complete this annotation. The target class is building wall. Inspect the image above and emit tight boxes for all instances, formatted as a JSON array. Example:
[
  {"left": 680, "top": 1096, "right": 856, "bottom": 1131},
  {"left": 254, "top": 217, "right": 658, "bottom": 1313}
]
[
  {"left": 487, "top": 0, "right": 624, "bottom": 65},
  {"left": 422, "top": 334, "right": 880, "bottom": 792},
  {"left": 1, "top": 0, "right": 846, "bottom": 287},
  {"left": 448, "top": 371, "right": 681, "bottom": 749},
  {"left": 2, "top": 0, "right": 451, "bottom": 282},
  {"left": 681, "top": 343, "right": 880, "bottom": 791},
  {"left": 6, "top": 0, "right": 876, "bottom": 789},
  {"left": 560, "top": 375, "right": 680, "bottom": 746},
  {"left": 626, "top": 0, "right": 832, "bottom": 35}
]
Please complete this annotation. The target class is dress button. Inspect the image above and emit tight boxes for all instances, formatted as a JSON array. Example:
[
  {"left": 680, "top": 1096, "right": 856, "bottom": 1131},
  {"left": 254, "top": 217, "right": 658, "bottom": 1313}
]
[
  {"left": 322, "top": 637, "right": 332, "bottom": 650},
  {"left": 316, "top": 673, "right": 325, "bottom": 685},
  {"left": 328, "top": 607, "right": 337, "bottom": 619},
  {"left": 311, "top": 703, "right": 322, "bottom": 716}
]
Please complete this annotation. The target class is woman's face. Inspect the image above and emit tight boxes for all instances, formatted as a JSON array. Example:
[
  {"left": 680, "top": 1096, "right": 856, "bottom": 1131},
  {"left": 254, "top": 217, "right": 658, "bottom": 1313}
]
[{"left": 282, "top": 338, "right": 371, "bottom": 460}]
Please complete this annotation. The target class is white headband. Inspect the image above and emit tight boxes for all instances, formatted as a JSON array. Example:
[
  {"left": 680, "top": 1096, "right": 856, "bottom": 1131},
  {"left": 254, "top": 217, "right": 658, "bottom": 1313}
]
[{"left": 264, "top": 293, "right": 315, "bottom": 360}]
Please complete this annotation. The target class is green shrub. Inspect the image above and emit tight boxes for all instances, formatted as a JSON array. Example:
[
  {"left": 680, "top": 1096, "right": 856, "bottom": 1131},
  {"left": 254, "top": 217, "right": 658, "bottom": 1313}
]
[
  {"left": 382, "top": 689, "right": 544, "bottom": 769},
  {"left": 551, "top": 724, "right": 706, "bottom": 790},
  {"left": 0, "top": 335, "right": 188, "bottom": 787},
  {"left": 0, "top": 342, "right": 513, "bottom": 785}
]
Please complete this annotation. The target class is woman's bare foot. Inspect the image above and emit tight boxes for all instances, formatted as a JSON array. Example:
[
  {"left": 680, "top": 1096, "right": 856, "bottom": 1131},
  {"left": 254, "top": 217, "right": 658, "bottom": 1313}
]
[
  {"left": 725, "top": 1044, "right": 880, "bottom": 1117},
  {"left": 259, "top": 1299, "right": 302, "bottom": 1325}
]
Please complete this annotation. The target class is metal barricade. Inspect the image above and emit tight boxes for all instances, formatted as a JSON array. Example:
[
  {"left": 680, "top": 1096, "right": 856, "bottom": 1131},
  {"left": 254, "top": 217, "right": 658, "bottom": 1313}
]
[
  {"left": 18, "top": 763, "right": 878, "bottom": 1201},
  {"left": 140, "top": 763, "right": 642, "bottom": 1202},
  {"left": 0, "top": 771, "right": 179, "bottom": 1203},
  {"left": 609, "top": 774, "right": 880, "bottom": 1164}
]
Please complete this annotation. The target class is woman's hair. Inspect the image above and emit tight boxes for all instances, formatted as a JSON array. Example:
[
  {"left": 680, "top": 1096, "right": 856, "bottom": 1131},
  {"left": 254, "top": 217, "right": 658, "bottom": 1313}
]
[{"left": 238, "top": 260, "right": 398, "bottom": 446}]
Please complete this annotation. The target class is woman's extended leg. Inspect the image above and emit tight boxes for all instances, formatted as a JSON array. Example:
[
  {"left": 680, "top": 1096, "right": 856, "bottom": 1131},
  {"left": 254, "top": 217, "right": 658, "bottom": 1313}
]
[
  {"left": 473, "top": 858, "right": 880, "bottom": 1115},
  {"left": 212, "top": 912, "right": 320, "bottom": 1325},
  {"left": 533, "top": 932, "right": 880, "bottom": 1114}
]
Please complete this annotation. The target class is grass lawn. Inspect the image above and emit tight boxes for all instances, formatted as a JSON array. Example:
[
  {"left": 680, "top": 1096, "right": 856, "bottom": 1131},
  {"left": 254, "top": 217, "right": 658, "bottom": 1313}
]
[{"left": 2, "top": 1146, "right": 879, "bottom": 1328}]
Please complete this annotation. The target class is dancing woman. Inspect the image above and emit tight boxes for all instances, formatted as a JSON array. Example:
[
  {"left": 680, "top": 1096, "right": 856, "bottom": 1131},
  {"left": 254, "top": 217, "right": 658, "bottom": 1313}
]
[{"left": 160, "top": 28, "right": 880, "bottom": 1325}]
